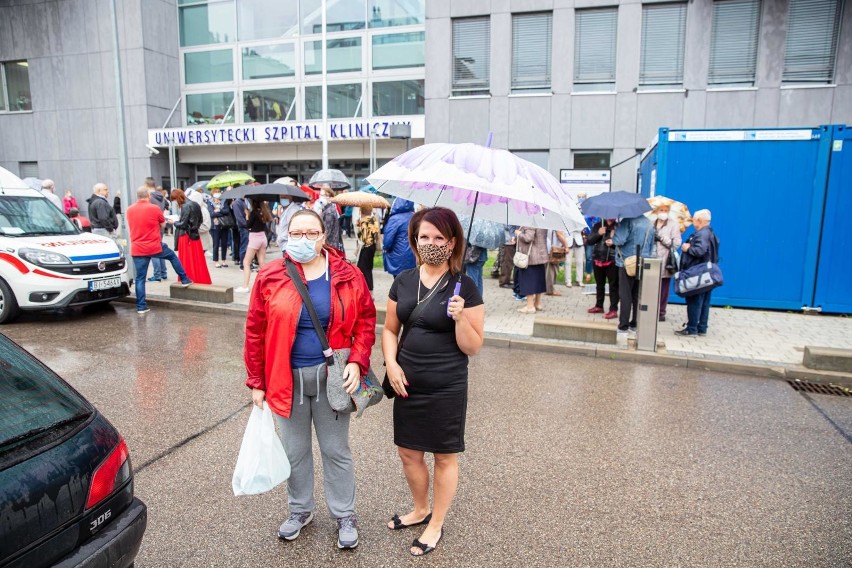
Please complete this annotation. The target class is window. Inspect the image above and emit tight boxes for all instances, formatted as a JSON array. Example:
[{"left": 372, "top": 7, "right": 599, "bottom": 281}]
[
  {"left": 574, "top": 8, "right": 618, "bottom": 91},
  {"left": 512, "top": 151, "right": 549, "bottom": 171},
  {"left": 372, "top": 32, "right": 425, "bottom": 70},
  {"left": 18, "top": 162, "right": 38, "bottom": 178},
  {"left": 573, "top": 152, "right": 611, "bottom": 169},
  {"left": 452, "top": 17, "right": 490, "bottom": 96},
  {"left": 242, "top": 45, "right": 296, "bottom": 80},
  {"left": 305, "top": 38, "right": 362, "bottom": 74},
  {"left": 0, "top": 61, "right": 32, "bottom": 112},
  {"left": 783, "top": 0, "right": 843, "bottom": 84},
  {"left": 244, "top": 88, "right": 296, "bottom": 122},
  {"left": 0, "top": 334, "right": 91, "bottom": 456},
  {"left": 301, "top": 0, "right": 366, "bottom": 34},
  {"left": 369, "top": 0, "right": 425, "bottom": 28},
  {"left": 186, "top": 92, "right": 235, "bottom": 124},
  {"left": 640, "top": 3, "right": 687, "bottom": 87},
  {"left": 238, "top": 0, "right": 298, "bottom": 40},
  {"left": 708, "top": 0, "right": 761, "bottom": 86},
  {"left": 179, "top": 0, "right": 235, "bottom": 47},
  {"left": 373, "top": 80, "right": 424, "bottom": 116},
  {"left": 184, "top": 50, "right": 234, "bottom": 84},
  {"left": 305, "top": 84, "right": 362, "bottom": 119},
  {"left": 511, "top": 13, "right": 552, "bottom": 91}
]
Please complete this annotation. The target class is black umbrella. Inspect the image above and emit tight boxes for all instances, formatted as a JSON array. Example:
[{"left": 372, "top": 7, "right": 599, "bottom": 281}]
[
  {"left": 221, "top": 183, "right": 309, "bottom": 202},
  {"left": 580, "top": 191, "right": 651, "bottom": 219}
]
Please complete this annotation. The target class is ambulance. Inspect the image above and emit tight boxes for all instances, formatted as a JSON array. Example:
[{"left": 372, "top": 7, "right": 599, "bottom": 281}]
[{"left": 0, "top": 167, "right": 130, "bottom": 324}]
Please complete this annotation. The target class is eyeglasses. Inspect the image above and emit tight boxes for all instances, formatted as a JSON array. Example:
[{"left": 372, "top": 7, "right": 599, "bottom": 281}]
[{"left": 288, "top": 230, "right": 323, "bottom": 240}]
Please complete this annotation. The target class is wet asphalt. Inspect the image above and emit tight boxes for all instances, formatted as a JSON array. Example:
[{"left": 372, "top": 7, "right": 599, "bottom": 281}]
[{"left": 3, "top": 304, "right": 851, "bottom": 567}]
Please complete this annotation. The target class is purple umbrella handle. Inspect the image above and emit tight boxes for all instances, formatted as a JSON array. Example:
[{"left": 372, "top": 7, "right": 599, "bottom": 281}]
[{"left": 447, "top": 282, "right": 462, "bottom": 317}]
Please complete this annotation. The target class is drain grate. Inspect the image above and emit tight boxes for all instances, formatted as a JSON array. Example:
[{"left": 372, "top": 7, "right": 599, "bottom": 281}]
[{"left": 788, "top": 379, "right": 852, "bottom": 397}]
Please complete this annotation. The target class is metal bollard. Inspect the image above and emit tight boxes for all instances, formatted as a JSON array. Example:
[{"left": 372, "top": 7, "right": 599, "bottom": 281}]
[{"left": 637, "top": 258, "right": 662, "bottom": 352}]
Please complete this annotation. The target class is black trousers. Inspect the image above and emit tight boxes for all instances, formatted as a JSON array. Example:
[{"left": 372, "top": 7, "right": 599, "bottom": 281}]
[
  {"left": 211, "top": 227, "right": 229, "bottom": 262},
  {"left": 357, "top": 244, "right": 376, "bottom": 291},
  {"left": 593, "top": 262, "right": 619, "bottom": 311},
  {"left": 618, "top": 267, "right": 639, "bottom": 331}
]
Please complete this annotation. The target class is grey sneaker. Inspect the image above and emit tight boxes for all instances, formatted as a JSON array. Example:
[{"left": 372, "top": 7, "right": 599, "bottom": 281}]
[
  {"left": 336, "top": 515, "right": 359, "bottom": 549},
  {"left": 278, "top": 511, "right": 314, "bottom": 541}
]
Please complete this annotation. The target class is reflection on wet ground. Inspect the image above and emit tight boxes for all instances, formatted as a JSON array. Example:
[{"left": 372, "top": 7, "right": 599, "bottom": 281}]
[{"left": 3, "top": 305, "right": 850, "bottom": 567}]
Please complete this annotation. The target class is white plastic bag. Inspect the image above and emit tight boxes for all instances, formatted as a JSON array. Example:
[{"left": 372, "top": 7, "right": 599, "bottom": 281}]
[{"left": 232, "top": 402, "right": 291, "bottom": 496}]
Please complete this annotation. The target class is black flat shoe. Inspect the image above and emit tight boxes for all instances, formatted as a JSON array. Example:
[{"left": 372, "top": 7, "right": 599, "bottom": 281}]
[
  {"left": 389, "top": 512, "right": 431, "bottom": 530},
  {"left": 410, "top": 529, "right": 443, "bottom": 557}
]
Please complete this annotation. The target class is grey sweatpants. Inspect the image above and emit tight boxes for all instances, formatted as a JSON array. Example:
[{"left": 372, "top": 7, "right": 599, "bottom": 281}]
[{"left": 272, "top": 363, "right": 356, "bottom": 519}]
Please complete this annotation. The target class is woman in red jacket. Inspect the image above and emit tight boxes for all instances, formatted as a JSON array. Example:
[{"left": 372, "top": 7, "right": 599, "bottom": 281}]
[{"left": 245, "top": 209, "right": 376, "bottom": 551}]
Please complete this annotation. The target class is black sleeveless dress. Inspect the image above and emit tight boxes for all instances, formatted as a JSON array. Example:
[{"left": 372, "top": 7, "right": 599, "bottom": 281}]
[{"left": 389, "top": 269, "right": 484, "bottom": 453}]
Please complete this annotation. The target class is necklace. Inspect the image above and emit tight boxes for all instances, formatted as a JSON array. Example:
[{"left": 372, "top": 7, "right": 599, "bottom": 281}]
[{"left": 417, "top": 267, "right": 448, "bottom": 305}]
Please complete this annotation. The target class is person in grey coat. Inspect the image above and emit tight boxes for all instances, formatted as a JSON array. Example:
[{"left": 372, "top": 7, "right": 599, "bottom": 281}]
[{"left": 610, "top": 214, "right": 655, "bottom": 334}]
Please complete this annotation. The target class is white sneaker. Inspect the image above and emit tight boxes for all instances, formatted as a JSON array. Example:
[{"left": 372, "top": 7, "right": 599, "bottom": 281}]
[{"left": 234, "top": 286, "right": 250, "bottom": 293}]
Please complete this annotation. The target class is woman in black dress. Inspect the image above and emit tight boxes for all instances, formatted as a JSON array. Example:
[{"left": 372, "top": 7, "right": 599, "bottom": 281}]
[{"left": 382, "top": 207, "right": 485, "bottom": 557}]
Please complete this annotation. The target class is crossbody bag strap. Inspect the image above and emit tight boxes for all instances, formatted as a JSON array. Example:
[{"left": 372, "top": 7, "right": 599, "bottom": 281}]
[{"left": 286, "top": 259, "right": 334, "bottom": 366}]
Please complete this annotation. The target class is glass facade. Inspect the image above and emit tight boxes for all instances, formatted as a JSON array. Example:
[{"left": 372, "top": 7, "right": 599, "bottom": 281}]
[
  {"left": 369, "top": 0, "right": 425, "bottom": 28},
  {"left": 185, "top": 50, "right": 234, "bottom": 84},
  {"left": 242, "top": 45, "right": 296, "bottom": 80},
  {"left": 238, "top": 0, "right": 299, "bottom": 40},
  {"left": 180, "top": 1, "right": 236, "bottom": 47},
  {"left": 373, "top": 80, "right": 424, "bottom": 116},
  {"left": 305, "top": 84, "right": 362, "bottom": 119},
  {"left": 301, "top": 0, "right": 366, "bottom": 34},
  {"left": 178, "top": 0, "right": 425, "bottom": 126},
  {"left": 186, "top": 92, "right": 235, "bottom": 124},
  {"left": 304, "top": 38, "right": 362, "bottom": 74},
  {"left": 244, "top": 88, "right": 296, "bottom": 122},
  {"left": 372, "top": 32, "right": 425, "bottom": 70},
  {"left": 1, "top": 61, "right": 32, "bottom": 112}
]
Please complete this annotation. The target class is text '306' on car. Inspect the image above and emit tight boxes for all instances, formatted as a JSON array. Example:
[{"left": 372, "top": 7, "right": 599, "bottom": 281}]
[
  {"left": 0, "top": 332, "right": 147, "bottom": 567},
  {"left": 0, "top": 167, "right": 131, "bottom": 324}
]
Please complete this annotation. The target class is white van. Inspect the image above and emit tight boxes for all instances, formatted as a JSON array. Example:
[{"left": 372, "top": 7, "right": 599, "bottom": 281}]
[{"left": 0, "top": 167, "right": 130, "bottom": 323}]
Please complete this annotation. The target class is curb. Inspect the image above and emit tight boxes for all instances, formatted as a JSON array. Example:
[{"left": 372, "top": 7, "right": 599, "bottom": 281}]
[{"left": 119, "top": 296, "right": 852, "bottom": 389}]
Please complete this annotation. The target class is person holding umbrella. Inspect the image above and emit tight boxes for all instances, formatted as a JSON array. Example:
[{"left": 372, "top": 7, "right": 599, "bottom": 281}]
[
  {"left": 383, "top": 207, "right": 484, "bottom": 557},
  {"left": 610, "top": 213, "right": 655, "bottom": 336}
]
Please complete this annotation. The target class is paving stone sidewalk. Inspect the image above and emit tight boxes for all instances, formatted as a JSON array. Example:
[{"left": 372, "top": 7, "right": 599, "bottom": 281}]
[{"left": 140, "top": 237, "right": 852, "bottom": 368}]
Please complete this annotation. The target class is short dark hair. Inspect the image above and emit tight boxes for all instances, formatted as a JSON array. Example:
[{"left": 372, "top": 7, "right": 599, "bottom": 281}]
[{"left": 408, "top": 207, "right": 465, "bottom": 274}]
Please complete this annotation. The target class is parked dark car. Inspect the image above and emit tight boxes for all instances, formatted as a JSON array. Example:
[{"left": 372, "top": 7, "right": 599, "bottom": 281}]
[{"left": 0, "top": 333, "right": 146, "bottom": 567}]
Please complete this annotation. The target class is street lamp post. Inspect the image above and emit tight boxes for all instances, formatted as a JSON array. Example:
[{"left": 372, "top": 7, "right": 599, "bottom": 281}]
[
  {"left": 109, "top": 0, "right": 133, "bottom": 271},
  {"left": 321, "top": 0, "right": 329, "bottom": 170}
]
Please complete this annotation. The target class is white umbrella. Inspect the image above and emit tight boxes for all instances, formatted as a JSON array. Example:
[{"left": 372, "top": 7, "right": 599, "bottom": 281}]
[{"left": 367, "top": 142, "right": 586, "bottom": 233}]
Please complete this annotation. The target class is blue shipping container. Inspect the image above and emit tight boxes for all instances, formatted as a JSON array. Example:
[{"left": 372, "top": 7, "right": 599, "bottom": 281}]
[{"left": 639, "top": 125, "right": 850, "bottom": 314}]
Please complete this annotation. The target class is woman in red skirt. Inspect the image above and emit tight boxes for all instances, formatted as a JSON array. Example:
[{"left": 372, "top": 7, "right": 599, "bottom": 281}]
[{"left": 172, "top": 189, "right": 212, "bottom": 285}]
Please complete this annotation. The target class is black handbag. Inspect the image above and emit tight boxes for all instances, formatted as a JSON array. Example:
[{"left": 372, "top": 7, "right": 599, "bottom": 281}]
[
  {"left": 382, "top": 272, "right": 450, "bottom": 398},
  {"left": 217, "top": 212, "right": 236, "bottom": 229},
  {"left": 664, "top": 246, "right": 679, "bottom": 276}
]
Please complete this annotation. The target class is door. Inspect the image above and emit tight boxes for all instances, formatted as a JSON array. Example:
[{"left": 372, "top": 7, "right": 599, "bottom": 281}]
[{"left": 812, "top": 125, "right": 852, "bottom": 313}]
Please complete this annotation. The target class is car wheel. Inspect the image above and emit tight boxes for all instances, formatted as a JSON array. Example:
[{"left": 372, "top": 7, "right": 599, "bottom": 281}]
[{"left": 0, "top": 278, "right": 20, "bottom": 324}]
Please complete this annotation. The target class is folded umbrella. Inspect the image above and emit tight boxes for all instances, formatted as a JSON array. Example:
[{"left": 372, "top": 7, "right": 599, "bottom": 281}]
[{"left": 581, "top": 191, "right": 651, "bottom": 220}]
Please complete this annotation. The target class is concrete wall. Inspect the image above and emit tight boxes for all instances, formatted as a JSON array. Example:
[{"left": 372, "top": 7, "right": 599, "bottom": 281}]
[
  {"left": 427, "top": 0, "right": 852, "bottom": 192},
  {"left": 0, "top": 0, "right": 182, "bottom": 206}
]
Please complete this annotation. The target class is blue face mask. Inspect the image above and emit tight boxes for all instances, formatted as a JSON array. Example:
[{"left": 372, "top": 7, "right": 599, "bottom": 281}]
[
  {"left": 286, "top": 236, "right": 319, "bottom": 263},
  {"left": 280, "top": 198, "right": 290, "bottom": 205}
]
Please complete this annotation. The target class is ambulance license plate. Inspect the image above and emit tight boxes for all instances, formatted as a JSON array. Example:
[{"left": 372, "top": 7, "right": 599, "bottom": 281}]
[{"left": 89, "top": 277, "right": 121, "bottom": 292}]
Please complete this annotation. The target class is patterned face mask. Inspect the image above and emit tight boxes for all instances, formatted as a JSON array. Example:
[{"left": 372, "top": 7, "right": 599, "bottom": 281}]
[{"left": 417, "top": 242, "right": 454, "bottom": 265}]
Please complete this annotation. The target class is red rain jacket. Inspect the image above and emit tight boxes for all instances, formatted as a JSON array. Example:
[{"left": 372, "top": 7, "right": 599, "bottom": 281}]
[{"left": 244, "top": 247, "right": 376, "bottom": 418}]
